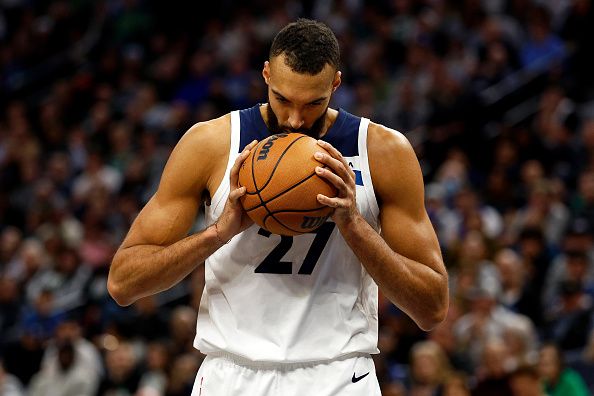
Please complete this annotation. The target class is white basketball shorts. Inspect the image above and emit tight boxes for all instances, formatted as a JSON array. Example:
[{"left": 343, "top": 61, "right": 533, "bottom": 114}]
[{"left": 191, "top": 353, "right": 381, "bottom": 396}]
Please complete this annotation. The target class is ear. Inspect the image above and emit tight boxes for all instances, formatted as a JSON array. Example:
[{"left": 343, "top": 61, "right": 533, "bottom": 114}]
[
  {"left": 262, "top": 61, "right": 271, "bottom": 85},
  {"left": 332, "top": 71, "right": 342, "bottom": 92}
]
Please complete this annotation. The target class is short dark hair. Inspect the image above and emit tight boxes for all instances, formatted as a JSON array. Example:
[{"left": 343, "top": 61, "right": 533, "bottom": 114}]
[{"left": 270, "top": 19, "right": 340, "bottom": 75}]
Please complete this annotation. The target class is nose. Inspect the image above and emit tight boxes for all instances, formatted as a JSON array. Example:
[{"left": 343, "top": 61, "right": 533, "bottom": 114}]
[{"left": 288, "top": 110, "right": 305, "bottom": 130}]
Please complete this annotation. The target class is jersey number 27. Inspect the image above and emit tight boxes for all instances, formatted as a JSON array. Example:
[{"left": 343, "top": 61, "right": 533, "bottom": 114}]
[{"left": 255, "top": 223, "right": 336, "bottom": 275}]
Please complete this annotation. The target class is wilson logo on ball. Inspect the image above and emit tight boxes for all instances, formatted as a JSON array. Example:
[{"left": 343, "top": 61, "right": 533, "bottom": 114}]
[
  {"left": 257, "top": 133, "right": 288, "bottom": 161},
  {"left": 300, "top": 215, "right": 329, "bottom": 229}
]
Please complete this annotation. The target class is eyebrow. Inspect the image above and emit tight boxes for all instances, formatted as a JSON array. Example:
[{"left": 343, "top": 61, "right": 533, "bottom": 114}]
[{"left": 271, "top": 88, "right": 326, "bottom": 104}]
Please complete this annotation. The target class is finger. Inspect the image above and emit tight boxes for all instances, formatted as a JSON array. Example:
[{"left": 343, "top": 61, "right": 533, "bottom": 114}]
[
  {"left": 314, "top": 152, "right": 355, "bottom": 185},
  {"left": 317, "top": 140, "right": 356, "bottom": 180},
  {"left": 317, "top": 194, "right": 348, "bottom": 208},
  {"left": 230, "top": 140, "right": 258, "bottom": 187},
  {"left": 315, "top": 166, "right": 348, "bottom": 192},
  {"left": 245, "top": 139, "right": 259, "bottom": 151}
]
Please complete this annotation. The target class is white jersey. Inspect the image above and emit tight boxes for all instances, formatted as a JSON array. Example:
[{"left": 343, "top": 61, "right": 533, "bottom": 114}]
[{"left": 195, "top": 105, "right": 381, "bottom": 363}]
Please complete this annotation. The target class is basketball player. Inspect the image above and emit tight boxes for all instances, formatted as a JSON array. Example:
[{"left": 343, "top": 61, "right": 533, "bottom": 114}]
[{"left": 108, "top": 19, "right": 448, "bottom": 395}]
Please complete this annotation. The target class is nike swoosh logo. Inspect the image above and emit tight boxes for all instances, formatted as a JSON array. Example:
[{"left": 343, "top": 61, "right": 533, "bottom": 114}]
[{"left": 352, "top": 372, "right": 370, "bottom": 383}]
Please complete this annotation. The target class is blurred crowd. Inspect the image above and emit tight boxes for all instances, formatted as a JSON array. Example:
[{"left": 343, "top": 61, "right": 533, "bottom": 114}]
[{"left": 2, "top": 0, "right": 594, "bottom": 395}]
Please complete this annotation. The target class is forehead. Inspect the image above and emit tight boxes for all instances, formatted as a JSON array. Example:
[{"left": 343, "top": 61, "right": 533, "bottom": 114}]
[{"left": 269, "top": 55, "right": 335, "bottom": 100}]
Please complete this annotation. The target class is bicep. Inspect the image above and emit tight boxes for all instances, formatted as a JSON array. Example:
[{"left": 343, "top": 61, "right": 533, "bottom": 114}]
[
  {"left": 372, "top": 127, "right": 445, "bottom": 273},
  {"left": 121, "top": 192, "right": 200, "bottom": 248}
]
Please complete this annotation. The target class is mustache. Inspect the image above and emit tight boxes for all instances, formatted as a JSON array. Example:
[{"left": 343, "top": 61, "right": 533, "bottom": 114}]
[{"left": 266, "top": 104, "right": 328, "bottom": 138}]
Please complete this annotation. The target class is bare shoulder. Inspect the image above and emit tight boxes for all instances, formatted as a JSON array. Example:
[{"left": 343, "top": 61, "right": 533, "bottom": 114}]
[
  {"left": 157, "top": 113, "right": 231, "bottom": 199},
  {"left": 179, "top": 113, "right": 231, "bottom": 158},
  {"left": 367, "top": 122, "right": 422, "bottom": 203}
]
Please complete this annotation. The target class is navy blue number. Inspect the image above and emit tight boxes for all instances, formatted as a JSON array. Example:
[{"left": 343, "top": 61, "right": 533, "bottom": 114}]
[
  {"left": 298, "top": 222, "right": 336, "bottom": 274},
  {"left": 254, "top": 228, "right": 293, "bottom": 274},
  {"left": 255, "top": 223, "right": 336, "bottom": 275}
]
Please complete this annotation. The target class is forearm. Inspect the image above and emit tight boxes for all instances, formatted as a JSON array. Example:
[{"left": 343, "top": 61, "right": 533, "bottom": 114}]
[
  {"left": 338, "top": 215, "right": 448, "bottom": 331},
  {"left": 108, "top": 225, "right": 224, "bottom": 306}
]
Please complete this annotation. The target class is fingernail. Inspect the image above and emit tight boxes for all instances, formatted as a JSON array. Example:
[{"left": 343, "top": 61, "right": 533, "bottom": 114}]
[
  {"left": 317, "top": 140, "right": 326, "bottom": 146},
  {"left": 314, "top": 152, "right": 323, "bottom": 160},
  {"left": 316, "top": 166, "right": 323, "bottom": 173}
]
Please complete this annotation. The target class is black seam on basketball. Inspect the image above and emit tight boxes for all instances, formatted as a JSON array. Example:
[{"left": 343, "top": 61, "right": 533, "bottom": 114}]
[
  {"left": 264, "top": 215, "right": 299, "bottom": 235},
  {"left": 244, "top": 167, "right": 330, "bottom": 211},
  {"left": 263, "top": 206, "right": 329, "bottom": 218},
  {"left": 251, "top": 139, "right": 267, "bottom": 208},
  {"left": 257, "top": 135, "right": 307, "bottom": 193}
]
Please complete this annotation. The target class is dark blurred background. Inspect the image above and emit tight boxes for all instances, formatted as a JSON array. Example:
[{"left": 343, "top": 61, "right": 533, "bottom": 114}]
[{"left": 2, "top": 0, "right": 594, "bottom": 395}]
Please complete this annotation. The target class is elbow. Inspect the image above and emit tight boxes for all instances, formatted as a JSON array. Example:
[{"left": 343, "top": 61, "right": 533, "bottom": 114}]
[
  {"left": 417, "top": 304, "right": 448, "bottom": 332},
  {"left": 107, "top": 267, "right": 134, "bottom": 307},
  {"left": 417, "top": 284, "right": 450, "bottom": 332}
]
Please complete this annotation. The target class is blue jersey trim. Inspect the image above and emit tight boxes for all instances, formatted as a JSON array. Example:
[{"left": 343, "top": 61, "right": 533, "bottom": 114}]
[
  {"left": 239, "top": 105, "right": 270, "bottom": 151},
  {"left": 323, "top": 109, "right": 359, "bottom": 157},
  {"left": 354, "top": 170, "right": 363, "bottom": 186},
  {"left": 237, "top": 106, "right": 363, "bottom": 185}
]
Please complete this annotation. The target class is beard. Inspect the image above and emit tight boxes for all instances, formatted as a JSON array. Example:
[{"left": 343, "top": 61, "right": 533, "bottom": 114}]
[{"left": 266, "top": 104, "right": 328, "bottom": 138}]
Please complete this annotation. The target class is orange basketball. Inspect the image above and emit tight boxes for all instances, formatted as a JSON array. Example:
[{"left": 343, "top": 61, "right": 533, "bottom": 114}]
[{"left": 238, "top": 133, "right": 337, "bottom": 236}]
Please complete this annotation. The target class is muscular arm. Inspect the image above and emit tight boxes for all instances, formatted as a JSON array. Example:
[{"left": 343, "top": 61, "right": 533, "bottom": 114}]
[
  {"left": 317, "top": 125, "right": 448, "bottom": 331},
  {"left": 108, "top": 116, "right": 255, "bottom": 306}
]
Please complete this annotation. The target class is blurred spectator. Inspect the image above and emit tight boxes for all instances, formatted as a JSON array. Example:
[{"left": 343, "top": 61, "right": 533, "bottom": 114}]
[
  {"left": 165, "top": 353, "right": 200, "bottom": 396},
  {"left": 495, "top": 248, "right": 544, "bottom": 327},
  {"left": 575, "top": 119, "right": 594, "bottom": 174},
  {"left": 0, "top": 359, "right": 24, "bottom": 396},
  {"left": 543, "top": 219, "right": 594, "bottom": 311},
  {"left": 41, "top": 319, "right": 102, "bottom": 380},
  {"left": 508, "top": 364, "right": 546, "bottom": 396},
  {"left": 544, "top": 280, "right": 594, "bottom": 354},
  {"left": 3, "top": 238, "right": 48, "bottom": 285},
  {"left": 451, "top": 230, "right": 500, "bottom": 298},
  {"left": 1, "top": 328, "right": 45, "bottom": 386},
  {"left": 136, "top": 341, "right": 169, "bottom": 396},
  {"left": 381, "top": 381, "right": 406, "bottom": 396},
  {"left": 533, "top": 85, "right": 580, "bottom": 183},
  {"left": 0, "top": 276, "right": 22, "bottom": 338},
  {"left": 508, "top": 179, "right": 570, "bottom": 248},
  {"left": 520, "top": 5, "right": 566, "bottom": 72},
  {"left": 453, "top": 282, "right": 536, "bottom": 368},
  {"left": 442, "top": 371, "right": 471, "bottom": 396},
  {"left": 538, "top": 343, "right": 590, "bottom": 396},
  {"left": 72, "top": 151, "right": 122, "bottom": 205},
  {"left": 19, "top": 289, "right": 66, "bottom": 343},
  {"left": 428, "top": 302, "right": 470, "bottom": 373},
  {"left": 425, "top": 182, "right": 459, "bottom": 250},
  {"left": 25, "top": 247, "right": 92, "bottom": 313},
  {"left": 405, "top": 340, "right": 451, "bottom": 396},
  {"left": 515, "top": 227, "right": 552, "bottom": 311},
  {"left": 572, "top": 170, "right": 594, "bottom": 228},
  {"left": 117, "top": 295, "right": 169, "bottom": 341},
  {"left": 452, "top": 187, "right": 503, "bottom": 243},
  {"left": 471, "top": 338, "right": 513, "bottom": 396},
  {"left": 28, "top": 340, "right": 96, "bottom": 396},
  {"left": 472, "top": 17, "right": 520, "bottom": 92},
  {"left": 569, "top": 329, "right": 594, "bottom": 393},
  {"left": 95, "top": 340, "right": 141, "bottom": 396}
]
